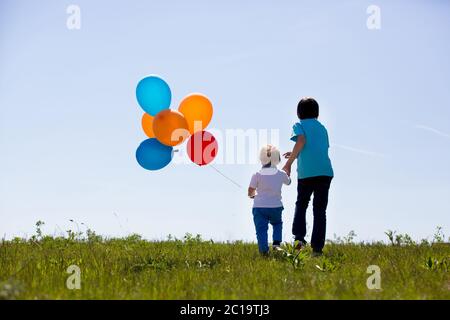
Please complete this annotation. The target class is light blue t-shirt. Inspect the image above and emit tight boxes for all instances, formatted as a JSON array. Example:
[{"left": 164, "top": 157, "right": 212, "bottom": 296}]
[{"left": 290, "top": 119, "right": 334, "bottom": 179}]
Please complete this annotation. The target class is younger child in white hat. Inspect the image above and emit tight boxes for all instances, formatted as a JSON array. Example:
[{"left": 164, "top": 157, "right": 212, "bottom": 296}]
[{"left": 248, "top": 145, "right": 291, "bottom": 254}]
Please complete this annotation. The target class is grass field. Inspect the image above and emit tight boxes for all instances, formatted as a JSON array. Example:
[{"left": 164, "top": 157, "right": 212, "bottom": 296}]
[{"left": 0, "top": 223, "right": 449, "bottom": 300}]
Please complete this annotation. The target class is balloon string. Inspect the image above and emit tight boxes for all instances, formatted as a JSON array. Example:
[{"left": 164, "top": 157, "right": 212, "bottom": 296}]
[{"left": 209, "top": 165, "right": 243, "bottom": 189}]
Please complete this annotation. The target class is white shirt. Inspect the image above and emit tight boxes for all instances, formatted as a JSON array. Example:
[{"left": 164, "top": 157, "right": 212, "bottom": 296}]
[{"left": 249, "top": 167, "right": 291, "bottom": 208}]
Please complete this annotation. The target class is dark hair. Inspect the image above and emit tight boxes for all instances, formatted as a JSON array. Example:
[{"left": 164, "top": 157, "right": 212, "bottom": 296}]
[
  {"left": 262, "top": 155, "right": 281, "bottom": 168},
  {"left": 297, "top": 97, "right": 319, "bottom": 120},
  {"left": 263, "top": 162, "right": 272, "bottom": 168}
]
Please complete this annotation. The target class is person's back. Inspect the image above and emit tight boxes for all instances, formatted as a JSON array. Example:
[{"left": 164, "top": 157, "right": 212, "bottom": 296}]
[
  {"left": 293, "top": 119, "right": 333, "bottom": 179},
  {"left": 252, "top": 167, "right": 290, "bottom": 208}
]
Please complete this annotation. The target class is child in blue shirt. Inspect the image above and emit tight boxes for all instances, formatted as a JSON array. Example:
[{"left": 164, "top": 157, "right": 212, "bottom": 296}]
[
  {"left": 248, "top": 145, "right": 291, "bottom": 254},
  {"left": 282, "top": 97, "right": 333, "bottom": 256}
]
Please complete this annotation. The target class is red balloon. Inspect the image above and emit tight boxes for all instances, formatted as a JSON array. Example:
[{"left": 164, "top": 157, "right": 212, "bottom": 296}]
[{"left": 187, "top": 131, "right": 218, "bottom": 166}]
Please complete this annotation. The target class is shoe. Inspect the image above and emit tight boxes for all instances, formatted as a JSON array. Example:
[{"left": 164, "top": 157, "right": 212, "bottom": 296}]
[
  {"left": 311, "top": 250, "right": 323, "bottom": 257},
  {"left": 272, "top": 244, "right": 283, "bottom": 251},
  {"left": 294, "top": 240, "right": 304, "bottom": 250}
]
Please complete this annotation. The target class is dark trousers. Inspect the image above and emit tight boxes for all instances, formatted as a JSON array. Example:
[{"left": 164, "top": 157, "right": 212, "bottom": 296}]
[{"left": 292, "top": 176, "right": 332, "bottom": 252}]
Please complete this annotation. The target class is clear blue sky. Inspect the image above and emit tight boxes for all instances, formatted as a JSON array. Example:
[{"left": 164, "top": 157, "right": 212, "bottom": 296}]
[{"left": 1, "top": 0, "right": 449, "bottom": 242}]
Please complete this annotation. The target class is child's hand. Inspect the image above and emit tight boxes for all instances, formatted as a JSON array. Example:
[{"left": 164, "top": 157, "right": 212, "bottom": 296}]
[
  {"left": 248, "top": 187, "right": 256, "bottom": 199},
  {"left": 282, "top": 164, "right": 291, "bottom": 176}
]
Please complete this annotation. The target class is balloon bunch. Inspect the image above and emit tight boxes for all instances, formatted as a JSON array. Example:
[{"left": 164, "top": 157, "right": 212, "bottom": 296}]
[{"left": 135, "top": 75, "right": 218, "bottom": 170}]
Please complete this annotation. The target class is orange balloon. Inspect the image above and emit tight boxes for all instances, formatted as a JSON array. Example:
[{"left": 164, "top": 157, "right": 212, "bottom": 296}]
[
  {"left": 178, "top": 93, "right": 213, "bottom": 134},
  {"left": 141, "top": 113, "right": 155, "bottom": 138},
  {"left": 153, "top": 109, "right": 190, "bottom": 146}
]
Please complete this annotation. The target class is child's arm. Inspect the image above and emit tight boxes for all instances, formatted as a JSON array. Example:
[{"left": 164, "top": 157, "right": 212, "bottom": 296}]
[
  {"left": 282, "top": 135, "right": 306, "bottom": 176},
  {"left": 282, "top": 172, "right": 292, "bottom": 185},
  {"left": 248, "top": 187, "right": 256, "bottom": 199},
  {"left": 248, "top": 174, "right": 257, "bottom": 199}
]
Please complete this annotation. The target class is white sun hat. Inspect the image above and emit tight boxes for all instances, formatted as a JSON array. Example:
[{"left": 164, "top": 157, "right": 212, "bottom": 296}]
[{"left": 259, "top": 144, "right": 281, "bottom": 167}]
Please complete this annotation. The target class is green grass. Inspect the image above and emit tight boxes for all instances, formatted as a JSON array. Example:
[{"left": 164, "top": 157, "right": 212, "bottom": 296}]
[{"left": 0, "top": 225, "right": 449, "bottom": 300}]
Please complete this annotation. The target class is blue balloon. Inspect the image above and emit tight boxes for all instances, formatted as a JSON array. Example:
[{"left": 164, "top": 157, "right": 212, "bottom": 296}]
[
  {"left": 136, "top": 138, "right": 173, "bottom": 171},
  {"left": 136, "top": 75, "right": 171, "bottom": 116}
]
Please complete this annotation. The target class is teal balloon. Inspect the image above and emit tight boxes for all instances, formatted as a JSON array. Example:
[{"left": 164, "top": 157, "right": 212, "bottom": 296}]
[
  {"left": 136, "top": 138, "right": 173, "bottom": 171},
  {"left": 136, "top": 75, "right": 171, "bottom": 116}
]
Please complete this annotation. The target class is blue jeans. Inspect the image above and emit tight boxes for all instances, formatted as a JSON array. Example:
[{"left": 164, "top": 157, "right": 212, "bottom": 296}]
[{"left": 252, "top": 207, "right": 283, "bottom": 253}]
